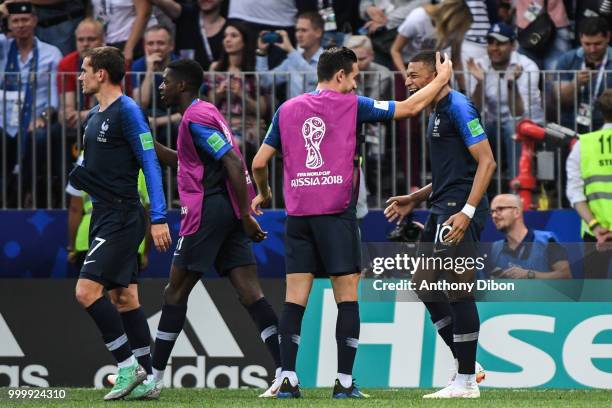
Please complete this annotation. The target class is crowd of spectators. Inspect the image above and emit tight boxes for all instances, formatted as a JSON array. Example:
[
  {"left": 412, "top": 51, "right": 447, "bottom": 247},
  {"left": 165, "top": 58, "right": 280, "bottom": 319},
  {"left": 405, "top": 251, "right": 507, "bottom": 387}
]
[{"left": 0, "top": 0, "right": 610, "bottom": 212}]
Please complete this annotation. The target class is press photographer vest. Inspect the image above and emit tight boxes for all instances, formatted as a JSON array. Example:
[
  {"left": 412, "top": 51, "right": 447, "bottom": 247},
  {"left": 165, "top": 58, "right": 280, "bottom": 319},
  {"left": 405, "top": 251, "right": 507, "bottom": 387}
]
[{"left": 490, "top": 230, "right": 557, "bottom": 272}]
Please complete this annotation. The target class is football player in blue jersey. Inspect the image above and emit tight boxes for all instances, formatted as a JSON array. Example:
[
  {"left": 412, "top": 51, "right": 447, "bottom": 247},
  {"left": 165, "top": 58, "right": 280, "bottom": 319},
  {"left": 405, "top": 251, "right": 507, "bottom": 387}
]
[{"left": 385, "top": 51, "right": 496, "bottom": 399}]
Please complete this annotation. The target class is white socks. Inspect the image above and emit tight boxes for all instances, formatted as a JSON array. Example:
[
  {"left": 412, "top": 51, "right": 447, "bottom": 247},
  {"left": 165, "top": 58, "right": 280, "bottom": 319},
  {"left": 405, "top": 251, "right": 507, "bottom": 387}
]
[
  {"left": 280, "top": 370, "right": 299, "bottom": 387},
  {"left": 275, "top": 367, "right": 282, "bottom": 379},
  {"left": 117, "top": 355, "right": 136, "bottom": 369},
  {"left": 337, "top": 373, "right": 352, "bottom": 388},
  {"left": 152, "top": 368, "right": 164, "bottom": 383},
  {"left": 454, "top": 373, "right": 476, "bottom": 387}
]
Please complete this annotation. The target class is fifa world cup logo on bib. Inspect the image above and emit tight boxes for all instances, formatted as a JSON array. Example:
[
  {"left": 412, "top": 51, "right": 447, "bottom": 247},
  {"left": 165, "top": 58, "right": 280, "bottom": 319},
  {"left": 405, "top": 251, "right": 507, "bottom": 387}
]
[{"left": 302, "top": 116, "right": 326, "bottom": 169}]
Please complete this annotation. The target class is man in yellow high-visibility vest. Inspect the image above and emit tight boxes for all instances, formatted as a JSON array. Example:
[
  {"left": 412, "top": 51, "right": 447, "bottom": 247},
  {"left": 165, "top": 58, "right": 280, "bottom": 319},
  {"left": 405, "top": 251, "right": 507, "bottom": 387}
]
[{"left": 566, "top": 90, "right": 612, "bottom": 278}]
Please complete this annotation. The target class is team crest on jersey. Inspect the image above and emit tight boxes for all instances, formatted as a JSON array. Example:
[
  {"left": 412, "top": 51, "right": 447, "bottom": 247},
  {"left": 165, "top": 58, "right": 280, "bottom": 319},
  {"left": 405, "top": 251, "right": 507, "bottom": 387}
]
[
  {"left": 97, "top": 118, "right": 110, "bottom": 142},
  {"left": 302, "top": 116, "right": 326, "bottom": 169},
  {"left": 432, "top": 115, "right": 441, "bottom": 137}
]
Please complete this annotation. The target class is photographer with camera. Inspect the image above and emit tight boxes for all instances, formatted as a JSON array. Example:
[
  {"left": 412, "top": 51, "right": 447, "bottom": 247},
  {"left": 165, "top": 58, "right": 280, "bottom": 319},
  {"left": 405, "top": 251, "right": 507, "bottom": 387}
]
[
  {"left": 488, "top": 194, "right": 571, "bottom": 280},
  {"left": 255, "top": 11, "right": 324, "bottom": 100}
]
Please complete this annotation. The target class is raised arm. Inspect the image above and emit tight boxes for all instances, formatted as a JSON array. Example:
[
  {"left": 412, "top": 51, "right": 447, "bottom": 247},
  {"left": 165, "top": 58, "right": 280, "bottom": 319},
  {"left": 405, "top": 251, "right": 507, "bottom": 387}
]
[
  {"left": 393, "top": 52, "right": 453, "bottom": 119},
  {"left": 151, "top": 0, "right": 182, "bottom": 21}
]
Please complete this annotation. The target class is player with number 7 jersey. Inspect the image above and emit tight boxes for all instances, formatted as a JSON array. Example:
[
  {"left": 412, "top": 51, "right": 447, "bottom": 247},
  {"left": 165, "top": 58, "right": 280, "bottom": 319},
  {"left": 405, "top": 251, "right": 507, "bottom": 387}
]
[{"left": 69, "top": 46, "right": 172, "bottom": 401}]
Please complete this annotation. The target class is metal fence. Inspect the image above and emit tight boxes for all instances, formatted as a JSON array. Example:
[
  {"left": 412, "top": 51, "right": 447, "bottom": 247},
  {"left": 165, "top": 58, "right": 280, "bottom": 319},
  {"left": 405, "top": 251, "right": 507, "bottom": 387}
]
[{"left": 0, "top": 69, "right": 610, "bottom": 210}]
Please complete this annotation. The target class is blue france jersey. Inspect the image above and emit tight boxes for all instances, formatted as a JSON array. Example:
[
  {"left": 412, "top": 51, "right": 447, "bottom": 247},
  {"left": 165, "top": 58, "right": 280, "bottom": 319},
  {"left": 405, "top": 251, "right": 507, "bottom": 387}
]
[
  {"left": 82, "top": 95, "right": 167, "bottom": 223},
  {"left": 427, "top": 90, "right": 488, "bottom": 214},
  {"left": 263, "top": 94, "right": 395, "bottom": 150}
]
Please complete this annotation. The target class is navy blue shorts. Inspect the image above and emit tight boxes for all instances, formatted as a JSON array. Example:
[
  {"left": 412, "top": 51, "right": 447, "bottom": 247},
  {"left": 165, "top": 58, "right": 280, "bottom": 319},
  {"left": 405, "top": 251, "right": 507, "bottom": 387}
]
[
  {"left": 80, "top": 202, "right": 145, "bottom": 290},
  {"left": 285, "top": 210, "right": 361, "bottom": 276},
  {"left": 413, "top": 211, "right": 486, "bottom": 299},
  {"left": 172, "top": 193, "right": 256, "bottom": 275}
]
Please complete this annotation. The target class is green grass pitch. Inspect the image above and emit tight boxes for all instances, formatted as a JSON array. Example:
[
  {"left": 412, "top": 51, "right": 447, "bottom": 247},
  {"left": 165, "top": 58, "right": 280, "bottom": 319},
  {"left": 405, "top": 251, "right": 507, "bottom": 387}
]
[{"left": 1, "top": 388, "right": 612, "bottom": 407}]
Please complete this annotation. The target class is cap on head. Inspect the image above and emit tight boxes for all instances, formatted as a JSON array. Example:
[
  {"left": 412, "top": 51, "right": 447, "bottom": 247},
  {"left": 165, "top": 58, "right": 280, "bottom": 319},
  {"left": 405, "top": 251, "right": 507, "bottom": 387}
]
[
  {"left": 487, "top": 23, "right": 516, "bottom": 43},
  {"left": 7, "top": 2, "right": 33, "bottom": 15}
]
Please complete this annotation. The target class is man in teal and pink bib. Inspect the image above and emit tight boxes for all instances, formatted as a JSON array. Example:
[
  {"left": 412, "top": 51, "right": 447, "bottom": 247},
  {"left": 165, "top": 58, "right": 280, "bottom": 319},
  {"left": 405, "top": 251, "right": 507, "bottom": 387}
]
[
  {"left": 251, "top": 47, "right": 453, "bottom": 399},
  {"left": 146, "top": 59, "right": 282, "bottom": 399}
]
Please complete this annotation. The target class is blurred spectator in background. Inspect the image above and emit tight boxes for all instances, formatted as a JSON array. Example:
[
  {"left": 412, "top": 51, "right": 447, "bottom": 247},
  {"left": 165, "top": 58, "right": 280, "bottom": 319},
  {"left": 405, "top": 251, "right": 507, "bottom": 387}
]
[
  {"left": 468, "top": 22, "right": 543, "bottom": 177},
  {"left": 152, "top": 0, "right": 227, "bottom": 71},
  {"left": 514, "top": 0, "right": 571, "bottom": 69},
  {"left": 346, "top": 35, "right": 391, "bottom": 101},
  {"left": 210, "top": 21, "right": 267, "bottom": 159},
  {"left": 566, "top": 90, "right": 612, "bottom": 279},
  {"left": 131, "top": 24, "right": 180, "bottom": 142},
  {"left": 570, "top": 0, "right": 612, "bottom": 44},
  {"left": 461, "top": 0, "right": 497, "bottom": 91},
  {"left": 256, "top": 11, "right": 324, "bottom": 99},
  {"left": 0, "top": 2, "right": 62, "bottom": 207},
  {"left": 359, "top": 0, "right": 424, "bottom": 67},
  {"left": 306, "top": 0, "right": 362, "bottom": 49},
  {"left": 497, "top": 0, "right": 513, "bottom": 24},
  {"left": 34, "top": 0, "right": 86, "bottom": 55},
  {"left": 91, "top": 0, "right": 155, "bottom": 67},
  {"left": 229, "top": 0, "right": 303, "bottom": 68},
  {"left": 488, "top": 194, "right": 571, "bottom": 279},
  {"left": 556, "top": 17, "right": 612, "bottom": 134},
  {"left": 346, "top": 35, "right": 391, "bottom": 200},
  {"left": 390, "top": 0, "right": 472, "bottom": 78},
  {"left": 58, "top": 18, "right": 104, "bottom": 122}
]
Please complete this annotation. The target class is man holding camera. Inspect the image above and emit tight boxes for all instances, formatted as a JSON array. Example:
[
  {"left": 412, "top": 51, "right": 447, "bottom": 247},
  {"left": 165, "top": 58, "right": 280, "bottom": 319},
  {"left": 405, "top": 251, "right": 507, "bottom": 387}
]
[
  {"left": 488, "top": 194, "right": 571, "bottom": 280},
  {"left": 256, "top": 11, "right": 324, "bottom": 99}
]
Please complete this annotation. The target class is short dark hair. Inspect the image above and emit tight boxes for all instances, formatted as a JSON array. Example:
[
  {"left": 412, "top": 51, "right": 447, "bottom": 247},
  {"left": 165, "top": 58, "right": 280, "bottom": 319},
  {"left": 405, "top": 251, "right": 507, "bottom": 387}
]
[
  {"left": 83, "top": 46, "right": 125, "bottom": 84},
  {"left": 596, "top": 89, "right": 612, "bottom": 122},
  {"left": 297, "top": 11, "right": 324, "bottom": 32},
  {"left": 317, "top": 47, "right": 357, "bottom": 82},
  {"left": 579, "top": 17, "right": 610, "bottom": 37},
  {"left": 167, "top": 59, "right": 204, "bottom": 92},
  {"left": 409, "top": 51, "right": 440, "bottom": 72}
]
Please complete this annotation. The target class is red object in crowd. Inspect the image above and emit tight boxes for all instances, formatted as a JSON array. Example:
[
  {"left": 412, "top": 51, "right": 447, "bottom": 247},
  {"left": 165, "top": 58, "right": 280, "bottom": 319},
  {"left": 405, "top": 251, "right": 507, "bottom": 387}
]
[{"left": 510, "top": 119, "right": 545, "bottom": 209}]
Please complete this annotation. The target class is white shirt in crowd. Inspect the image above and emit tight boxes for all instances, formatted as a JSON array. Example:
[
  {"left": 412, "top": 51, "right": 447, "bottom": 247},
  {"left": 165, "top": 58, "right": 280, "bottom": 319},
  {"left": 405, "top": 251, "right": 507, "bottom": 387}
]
[
  {"left": 566, "top": 123, "right": 612, "bottom": 206},
  {"left": 359, "top": 0, "right": 428, "bottom": 30},
  {"left": 229, "top": 0, "right": 296, "bottom": 27},
  {"left": 472, "top": 50, "right": 544, "bottom": 124},
  {"left": 91, "top": 0, "right": 157, "bottom": 44},
  {"left": 396, "top": 7, "right": 437, "bottom": 62}
]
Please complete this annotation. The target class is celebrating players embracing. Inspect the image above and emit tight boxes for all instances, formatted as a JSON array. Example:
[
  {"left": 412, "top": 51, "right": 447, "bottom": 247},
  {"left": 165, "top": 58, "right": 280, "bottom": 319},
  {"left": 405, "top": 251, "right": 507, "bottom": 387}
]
[
  {"left": 385, "top": 51, "right": 496, "bottom": 399},
  {"left": 251, "top": 47, "right": 453, "bottom": 399}
]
